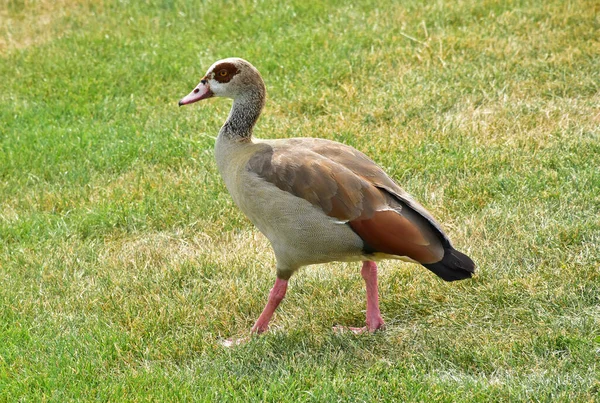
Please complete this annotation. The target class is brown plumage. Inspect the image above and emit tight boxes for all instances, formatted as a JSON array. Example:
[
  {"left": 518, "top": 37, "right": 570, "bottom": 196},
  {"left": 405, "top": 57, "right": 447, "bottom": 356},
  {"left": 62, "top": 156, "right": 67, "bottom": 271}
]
[
  {"left": 246, "top": 137, "right": 463, "bottom": 273},
  {"left": 179, "top": 57, "right": 475, "bottom": 337}
]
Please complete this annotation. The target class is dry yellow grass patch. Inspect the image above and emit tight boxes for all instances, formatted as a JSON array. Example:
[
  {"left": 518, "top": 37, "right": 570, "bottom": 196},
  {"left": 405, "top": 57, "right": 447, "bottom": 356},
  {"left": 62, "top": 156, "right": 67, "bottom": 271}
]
[{"left": 0, "top": 0, "right": 96, "bottom": 52}]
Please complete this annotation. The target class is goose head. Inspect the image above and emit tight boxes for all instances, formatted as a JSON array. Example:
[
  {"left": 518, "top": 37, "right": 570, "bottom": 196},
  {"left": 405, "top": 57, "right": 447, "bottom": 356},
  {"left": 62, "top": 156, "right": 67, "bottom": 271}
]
[{"left": 178, "top": 57, "right": 265, "bottom": 106}]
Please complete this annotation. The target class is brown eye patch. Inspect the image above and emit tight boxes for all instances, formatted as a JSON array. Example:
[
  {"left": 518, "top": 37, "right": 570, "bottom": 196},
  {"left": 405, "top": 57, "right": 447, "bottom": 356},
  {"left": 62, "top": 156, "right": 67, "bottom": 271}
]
[{"left": 211, "top": 62, "right": 239, "bottom": 83}]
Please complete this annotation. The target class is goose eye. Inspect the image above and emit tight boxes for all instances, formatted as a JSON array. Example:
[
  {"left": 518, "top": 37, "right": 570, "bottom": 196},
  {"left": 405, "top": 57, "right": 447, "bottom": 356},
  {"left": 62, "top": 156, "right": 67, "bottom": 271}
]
[{"left": 219, "top": 70, "right": 228, "bottom": 77}]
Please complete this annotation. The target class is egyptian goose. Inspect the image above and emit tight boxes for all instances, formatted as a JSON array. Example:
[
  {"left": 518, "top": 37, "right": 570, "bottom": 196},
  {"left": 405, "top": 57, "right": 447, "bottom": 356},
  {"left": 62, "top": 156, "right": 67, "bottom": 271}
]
[{"left": 179, "top": 58, "right": 475, "bottom": 334}]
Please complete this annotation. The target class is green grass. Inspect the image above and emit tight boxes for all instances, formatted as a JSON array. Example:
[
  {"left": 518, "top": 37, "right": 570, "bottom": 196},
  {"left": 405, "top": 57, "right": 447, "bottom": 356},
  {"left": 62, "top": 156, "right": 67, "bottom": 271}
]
[{"left": 1, "top": 0, "right": 599, "bottom": 401}]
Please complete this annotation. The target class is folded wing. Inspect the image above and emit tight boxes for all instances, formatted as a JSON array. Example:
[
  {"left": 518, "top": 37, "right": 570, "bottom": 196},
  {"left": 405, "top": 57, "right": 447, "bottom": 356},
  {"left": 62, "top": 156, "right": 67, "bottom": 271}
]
[{"left": 247, "top": 139, "right": 449, "bottom": 265}]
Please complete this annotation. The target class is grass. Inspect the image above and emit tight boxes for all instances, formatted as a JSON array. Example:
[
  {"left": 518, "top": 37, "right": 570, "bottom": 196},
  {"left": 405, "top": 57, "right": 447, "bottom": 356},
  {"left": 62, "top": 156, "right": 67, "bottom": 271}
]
[{"left": 1, "top": 0, "right": 599, "bottom": 401}]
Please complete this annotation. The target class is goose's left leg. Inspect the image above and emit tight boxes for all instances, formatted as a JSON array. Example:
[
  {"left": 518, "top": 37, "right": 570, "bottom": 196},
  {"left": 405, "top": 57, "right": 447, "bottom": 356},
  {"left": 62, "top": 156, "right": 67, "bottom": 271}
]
[
  {"left": 251, "top": 277, "right": 288, "bottom": 333},
  {"left": 221, "top": 276, "right": 288, "bottom": 347},
  {"left": 361, "top": 260, "right": 385, "bottom": 332}
]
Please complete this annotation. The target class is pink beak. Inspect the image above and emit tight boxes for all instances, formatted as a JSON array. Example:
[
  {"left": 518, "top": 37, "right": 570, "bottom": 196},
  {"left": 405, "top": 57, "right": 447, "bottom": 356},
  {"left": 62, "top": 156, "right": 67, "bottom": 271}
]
[{"left": 178, "top": 78, "right": 213, "bottom": 106}]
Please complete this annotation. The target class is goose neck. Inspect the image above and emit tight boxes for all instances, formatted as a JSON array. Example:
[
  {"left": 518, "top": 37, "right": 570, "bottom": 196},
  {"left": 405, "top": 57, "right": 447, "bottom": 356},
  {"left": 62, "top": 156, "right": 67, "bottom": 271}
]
[{"left": 219, "top": 90, "right": 265, "bottom": 141}]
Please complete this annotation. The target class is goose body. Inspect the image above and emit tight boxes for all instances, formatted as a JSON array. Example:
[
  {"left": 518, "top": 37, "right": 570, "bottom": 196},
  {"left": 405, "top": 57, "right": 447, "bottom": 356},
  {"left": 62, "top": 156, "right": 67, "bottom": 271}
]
[
  {"left": 216, "top": 137, "right": 376, "bottom": 276},
  {"left": 179, "top": 58, "right": 475, "bottom": 334}
]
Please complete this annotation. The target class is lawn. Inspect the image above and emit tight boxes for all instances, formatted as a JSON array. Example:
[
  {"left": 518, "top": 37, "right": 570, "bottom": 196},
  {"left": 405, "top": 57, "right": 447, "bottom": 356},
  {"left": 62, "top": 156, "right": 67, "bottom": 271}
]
[{"left": 1, "top": 0, "right": 599, "bottom": 401}]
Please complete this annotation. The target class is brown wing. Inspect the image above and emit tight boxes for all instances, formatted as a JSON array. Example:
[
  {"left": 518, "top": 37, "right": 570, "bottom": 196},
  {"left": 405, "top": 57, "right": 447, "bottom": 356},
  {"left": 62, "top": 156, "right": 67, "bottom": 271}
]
[
  {"left": 286, "top": 138, "right": 449, "bottom": 235},
  {"left": 247, "top": 142, "right": 387, "bottom": 221},
  {"left": 247, "top": 139, "right": 446, "bottom": 264}
]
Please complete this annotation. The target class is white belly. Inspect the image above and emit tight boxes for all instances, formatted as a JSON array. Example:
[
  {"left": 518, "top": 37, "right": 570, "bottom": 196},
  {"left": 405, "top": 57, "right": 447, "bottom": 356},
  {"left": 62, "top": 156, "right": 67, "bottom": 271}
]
[{"left": 236, "top": 172, "right": 365, "bottom": 266}]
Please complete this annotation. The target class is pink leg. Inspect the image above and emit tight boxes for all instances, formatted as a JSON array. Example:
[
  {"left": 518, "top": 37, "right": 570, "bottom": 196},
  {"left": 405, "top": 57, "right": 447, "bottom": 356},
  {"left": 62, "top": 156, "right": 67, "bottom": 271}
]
[
  {"left": 251, "top": 278, "right": 288, "bottom": 334},
  {"left": 361, "top": 261, "right": 385, "bottom": 332}
]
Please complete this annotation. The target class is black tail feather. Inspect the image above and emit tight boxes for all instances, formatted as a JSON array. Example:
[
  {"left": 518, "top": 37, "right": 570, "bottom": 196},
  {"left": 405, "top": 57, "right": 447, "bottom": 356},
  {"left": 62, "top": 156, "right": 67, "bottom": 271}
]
[{"left": 422, "top": 248, "right": 475, "bottom": 282}]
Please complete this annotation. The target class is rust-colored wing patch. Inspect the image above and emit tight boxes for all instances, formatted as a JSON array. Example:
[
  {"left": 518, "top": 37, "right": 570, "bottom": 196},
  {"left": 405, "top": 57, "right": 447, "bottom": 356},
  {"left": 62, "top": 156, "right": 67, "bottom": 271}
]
[{"left": 349, "top": 210, "right": 444, "bottom": 264}]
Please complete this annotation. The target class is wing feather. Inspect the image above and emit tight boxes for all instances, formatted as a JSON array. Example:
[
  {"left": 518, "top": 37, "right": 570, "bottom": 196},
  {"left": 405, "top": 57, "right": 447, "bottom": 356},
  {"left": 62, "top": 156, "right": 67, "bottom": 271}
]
[{"left": 246, "top": 138, "right": 448, "bottom": 263}]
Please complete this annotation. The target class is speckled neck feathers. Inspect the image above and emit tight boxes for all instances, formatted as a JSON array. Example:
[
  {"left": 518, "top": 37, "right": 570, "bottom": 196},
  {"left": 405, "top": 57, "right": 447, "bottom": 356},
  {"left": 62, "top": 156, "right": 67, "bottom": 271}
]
[{"left": 220, "top": 88, "right": 265, "bottom": 141}]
